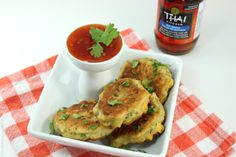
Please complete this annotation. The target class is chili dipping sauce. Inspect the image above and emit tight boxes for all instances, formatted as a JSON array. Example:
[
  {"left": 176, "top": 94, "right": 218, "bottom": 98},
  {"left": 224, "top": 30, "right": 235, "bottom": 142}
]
[{"left": 67, "top": 24, "right": 122, "bottom": 62}]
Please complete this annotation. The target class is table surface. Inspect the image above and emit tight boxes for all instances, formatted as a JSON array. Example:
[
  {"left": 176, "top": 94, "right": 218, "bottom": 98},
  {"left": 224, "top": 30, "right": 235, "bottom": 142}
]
[{"left": 1, "top": 0, "right": 236, "bottom": 156}]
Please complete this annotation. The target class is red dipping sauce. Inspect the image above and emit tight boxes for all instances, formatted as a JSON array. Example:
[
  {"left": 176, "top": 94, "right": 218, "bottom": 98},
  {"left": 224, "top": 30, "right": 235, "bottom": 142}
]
[{"left": 67, "top": 24, "right": 122, "bottom": 63}]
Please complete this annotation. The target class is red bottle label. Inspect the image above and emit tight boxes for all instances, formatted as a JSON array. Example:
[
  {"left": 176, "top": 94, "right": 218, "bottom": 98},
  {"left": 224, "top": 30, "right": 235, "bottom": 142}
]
[{"left": 155, "top": 0, "right": 205, "bottom": 44}]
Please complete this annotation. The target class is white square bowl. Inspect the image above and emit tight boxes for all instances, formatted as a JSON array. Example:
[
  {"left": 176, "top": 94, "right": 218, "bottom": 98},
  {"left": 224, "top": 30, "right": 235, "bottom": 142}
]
[{"left": 28, "top": 48, "right": 182, "bottom": 157}]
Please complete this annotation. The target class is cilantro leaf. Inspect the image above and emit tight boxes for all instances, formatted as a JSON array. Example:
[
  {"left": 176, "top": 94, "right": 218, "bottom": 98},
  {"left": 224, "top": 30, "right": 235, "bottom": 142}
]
[
  {"left": 57, "top": 107, "right": 67, "bottom": 112},
  {"left": 153, "top": 60, "right": 169, "bottom": 68},
  {"left": 122, "top": 80, "right": 130, "bottom": 87},
  {"left": 49, "top": 122, "right": 55, "bottom": 134},
  {"left": 80, "top": 103, "right": 88, "bottom": 108},
  {"left": 142, "top": 80, "right": 154, "bottom": 93},
  {"left": 83, "top": 120, "right": 89, "bottom": 125},
  {"left": 108, "top": 100, "right": 122, "bottom": 106},
  {"left": 147, "top": 105, "right": 158, "bottom": 114},
  {"left": 89, "top": 23, "right": 119, "bottom": 58},
  {"left": 80, "top": 133, "right": 87, "bottom": 138},
  {"left": 131, "top": 60, "right": 139, "bottom": 68},
  {"left": 59, "top": 114, "right": 69, "bottom": 120},
  {"left": 90, "top": 43, "right": 103, "bottom": 58},
  {"left": 89, "top": 27, "right": 104, "bottom": 43},
  {"left": 90, "top": 124, "right": 99, "bottom": 130},
  {"left": 141, "top": 80, "right": 152, "bottom": 89},
  {"left": 146, "top": 87, "right": 154, "bottom": 93},
  {"left": 100, "top": 23, "right": 119, "bottom": 46},
  {"left": 71, "top": 114, "right": 84, "bottom": 119}
]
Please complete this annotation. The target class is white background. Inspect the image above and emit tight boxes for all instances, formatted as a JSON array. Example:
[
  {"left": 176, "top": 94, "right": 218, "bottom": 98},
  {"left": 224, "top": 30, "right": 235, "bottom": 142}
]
[{"left": 0, "top": 0, "right": 236, "bottom": 156}]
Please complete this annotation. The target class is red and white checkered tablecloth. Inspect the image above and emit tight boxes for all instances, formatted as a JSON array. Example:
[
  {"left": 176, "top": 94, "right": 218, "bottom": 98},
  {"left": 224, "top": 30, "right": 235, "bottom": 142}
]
[{"left": 0, "top": 28, "right": 236, "bottom": 157}]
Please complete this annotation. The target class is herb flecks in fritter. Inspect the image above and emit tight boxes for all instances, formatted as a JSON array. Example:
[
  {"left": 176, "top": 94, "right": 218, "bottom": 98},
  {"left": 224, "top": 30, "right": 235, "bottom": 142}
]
[
  {"left": 59, "top": 114, "right": 69, "bottom": 120},
  {"left": 131, "top": 60, "right": 139, "bottom": 68},
  {"left": 111, "top": 93, "right": 165, "bottom": 147},
  {"left": 49, "top": 122, "right": 55, "bottom": 134},
  {"left": 108, "top": 100, "right": 122, "bottom": 106},
  {"left": 119, "top": 58, "right": 174, "bottom": 103},
  {"left": 52, "top": 100, "right": 115, "bottom": 140},
  {"left": 93, "top": 78, "right": 150, "bottom": 128}
]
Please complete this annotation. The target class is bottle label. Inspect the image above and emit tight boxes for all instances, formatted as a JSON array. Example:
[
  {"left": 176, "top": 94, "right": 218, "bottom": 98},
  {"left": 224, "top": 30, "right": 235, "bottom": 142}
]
[
  {"left": 159, "top": 8, "right": 193, "bottom": 39},
  {"left": 156, "top": 1, "right": 205, "bottom": 44}
]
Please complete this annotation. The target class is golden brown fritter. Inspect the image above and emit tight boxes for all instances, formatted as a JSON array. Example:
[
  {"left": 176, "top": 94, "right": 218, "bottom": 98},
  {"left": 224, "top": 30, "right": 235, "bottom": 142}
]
[
  {"left": 119, "top": 58, "right": 174, "bottom": 103},
  {"left": 93, "top": 78, "right": 151, "bottom": 128},
  {"left": 52, "top": 100, "right": 114, "bottom": 141},
  {"left": 110, "top": 93, "right": 165, "bottom": 147}
]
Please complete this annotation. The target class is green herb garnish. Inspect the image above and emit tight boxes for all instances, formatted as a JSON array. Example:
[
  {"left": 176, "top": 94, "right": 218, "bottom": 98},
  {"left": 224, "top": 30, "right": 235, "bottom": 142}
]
[
  {"left": 90, "top": 124, "right": 99, "bottom": 130},
  {"left": 90, "top": 44, "right": 103, "bottom": 58},
  {"left": 89, "top": 23, "right": 119, "bottom": 58},
  {"left": 141, "top": 80, "right": 154, "bottom": 93},
  {"left": 100, "top": 23, "right": 120, "bottom": 46},
  {"left": 83, "top": 120, "right": 89, "bottom": 125},
  {"left": 141, "top": 80, "right": 152, "bottom": 88},
  {"left": 80, "top": 133, "right": 87, "bottom": 138},
  {"left": 131, "top": 60, "right": 139, "bottom": 68},
  {"left": 153, "top": 60, "right": 168, "bottom": 68},
  {"left": 59, "top": 114, "right": 69, "bottom": 120},
  {"left": 89, "top": 27, "right": 104, "bottom": 43},
  {"left": 122, "top": 80, "right": 130, "bottom": 87},
  {"left": 71, "top": 114, "right": 84, "bottom": 119},
  {"left": 80, "top": 104, "right": 88, "bottom": 108},
  {"left": 146, "top": 87, "right": 154, "bottom": 93},
  {"left": 108, "top": 100, "right": 122, "bottom": 106},
  {"left": 147, "top": 105, "right": 158, "bottom": 114},
  {"left": 49, "top": 122, "right": 55, "bottom": 134},
  {"left": 57, "top": 107, "right": 67, "bottom": 112}
]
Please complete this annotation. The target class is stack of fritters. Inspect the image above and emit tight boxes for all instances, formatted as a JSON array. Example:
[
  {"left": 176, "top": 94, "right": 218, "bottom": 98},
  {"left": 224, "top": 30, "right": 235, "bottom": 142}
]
[
  {"left": 110, "top": 93, "right": 165, "bottom": 147},
  {"left": 51, "top": 57, "right": 174, "bottom": 147}
]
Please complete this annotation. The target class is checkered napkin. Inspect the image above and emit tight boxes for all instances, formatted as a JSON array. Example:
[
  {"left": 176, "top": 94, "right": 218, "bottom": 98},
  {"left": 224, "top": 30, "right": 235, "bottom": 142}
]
[{"left": 0, "top": 28, "right": 236, "bottom": 157}]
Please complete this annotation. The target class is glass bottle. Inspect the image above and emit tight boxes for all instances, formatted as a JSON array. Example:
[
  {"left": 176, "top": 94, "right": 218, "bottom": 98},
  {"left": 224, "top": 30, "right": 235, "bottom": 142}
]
[{"left": 155, "top": 0, "right": 205, "bottom": 55}]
